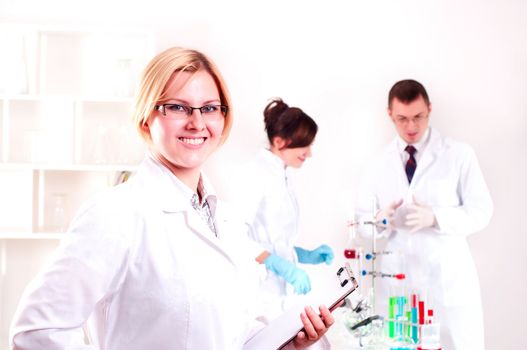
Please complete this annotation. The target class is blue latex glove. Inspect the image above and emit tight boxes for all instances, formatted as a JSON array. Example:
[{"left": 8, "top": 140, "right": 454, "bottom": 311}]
[
  {"left": 264, "top": 254, "right": 311, "bottom": 295},
  {"left": 294, "top": 244, "right": 334, "bottom": 265}
]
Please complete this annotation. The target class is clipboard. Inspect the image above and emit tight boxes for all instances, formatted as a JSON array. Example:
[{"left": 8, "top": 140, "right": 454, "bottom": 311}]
[{"left": 243, "top": 263, "right": 358, "bottom": 350}]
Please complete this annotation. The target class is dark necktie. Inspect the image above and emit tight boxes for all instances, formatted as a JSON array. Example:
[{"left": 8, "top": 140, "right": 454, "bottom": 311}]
[{"left": 405, "top": 145, "right": 417, "bottom": 184}]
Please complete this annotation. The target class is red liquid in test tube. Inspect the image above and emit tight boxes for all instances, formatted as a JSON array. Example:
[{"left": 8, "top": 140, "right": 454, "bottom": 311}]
[
  {"left": 344, "top": 249, "right": 359, "bottom": 259},
  {"left": 418, "top": 300, "right": 425, "bottom": 325}
]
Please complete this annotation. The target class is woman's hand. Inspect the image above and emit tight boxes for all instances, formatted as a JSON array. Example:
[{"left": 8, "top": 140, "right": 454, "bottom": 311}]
[{"left": 293, "top": 305, "right": 334, "bottom": 348}]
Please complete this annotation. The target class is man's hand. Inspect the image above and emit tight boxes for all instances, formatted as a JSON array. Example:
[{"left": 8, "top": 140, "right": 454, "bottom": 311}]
[
  {"left": 376, "top": 199, "right": 404, "bottom": 228},
  {"left": 405, "top": 198, "right": 436, "bottom": 233}
]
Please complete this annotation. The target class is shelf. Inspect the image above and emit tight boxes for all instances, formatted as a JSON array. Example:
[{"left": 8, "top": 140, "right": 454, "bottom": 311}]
[
  {"left": 0, "top": 232, "right": 65, "bottom": 240},
  {"left": 0, "top": 163, "right": 139, "bottom": 172},
  {"left": 0, "top": 99, "right": 4, "bottom": 161},
  {"left": 0, "top": 24, "right": 152, "bottom": 235},
  {"left": 0, "top": 94, "right": 134, "bottom": 103},
  {"left": 0, "top": 24, "right": 154, "bottom": 350},
  {"left": 0, "top": 169, "right": 33, "bottom": 232}
]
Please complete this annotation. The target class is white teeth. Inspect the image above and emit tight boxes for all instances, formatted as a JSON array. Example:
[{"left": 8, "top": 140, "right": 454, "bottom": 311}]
[{"left": 180, "top": 137, "right": 205, "bottom": 145}]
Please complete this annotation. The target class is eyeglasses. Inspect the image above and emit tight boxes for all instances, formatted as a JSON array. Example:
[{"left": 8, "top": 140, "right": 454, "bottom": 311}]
[
  {"left": 154, "top": 103, "right": 228, "bottom": 120},
  {"left": 394, "top": 114, "right": 429, "bottom": 126}
]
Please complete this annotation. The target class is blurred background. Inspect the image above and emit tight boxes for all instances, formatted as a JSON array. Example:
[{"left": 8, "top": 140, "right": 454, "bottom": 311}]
[{"left": 0, "top": 0, "right": 525, "bottom": 348}]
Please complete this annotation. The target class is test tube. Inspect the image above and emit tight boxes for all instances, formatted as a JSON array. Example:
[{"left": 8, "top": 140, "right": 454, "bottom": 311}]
[
  {"left": 418, "top": 300, "right": 425, "bottom": 326},
  {"left": 427, "top": 309, "right": 434, "bottom": 324},
  {"left": 388, "top": 296, "right": 396, "bottom": 338},
  {"left": 411, "top": 293, "right": 419, "bottom": 344}
]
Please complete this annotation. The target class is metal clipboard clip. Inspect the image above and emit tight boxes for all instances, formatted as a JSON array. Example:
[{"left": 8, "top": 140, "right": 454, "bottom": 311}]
[
  {"left": 246, "top": 262, "right": 360, "bottom": 350},
  {"left": 328, "top": 263, "right": 359, "bottom": 311},
  {"left": 337, "top": 263, "right": 358, "bottom": 289}
]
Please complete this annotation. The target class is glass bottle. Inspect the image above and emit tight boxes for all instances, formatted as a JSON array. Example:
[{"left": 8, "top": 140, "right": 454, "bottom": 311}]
[{"left": 51, "top": 193, "right": 67, "bottom": 232}]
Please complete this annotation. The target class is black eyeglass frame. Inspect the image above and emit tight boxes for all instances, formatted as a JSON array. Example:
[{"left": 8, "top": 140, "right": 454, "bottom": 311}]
[{"left": 154, "top": 104, "right": 228, "bottom": 117}]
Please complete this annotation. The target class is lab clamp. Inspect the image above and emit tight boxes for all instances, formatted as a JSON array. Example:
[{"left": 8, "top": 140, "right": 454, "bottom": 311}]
[
  {"left": 340, "top": 199, "right": 406, "bottom": 347},
  {"left": 340, "top": 200, "right": 442, "bottom": 349},
  {"left": 344, "top": 200, "right": 406, "bottom": 311}
]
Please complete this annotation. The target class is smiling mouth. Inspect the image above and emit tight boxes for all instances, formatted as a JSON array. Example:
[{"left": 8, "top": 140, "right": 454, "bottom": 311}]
[{"left": 179, "top": 137, "right": 206, "bottom": 145}]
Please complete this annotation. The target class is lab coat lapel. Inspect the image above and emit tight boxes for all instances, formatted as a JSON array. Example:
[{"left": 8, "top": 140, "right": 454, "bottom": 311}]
[
  {"left": 411, "top": 128, "right": 444, "bottom": 186},
  {"left": 177, "top": 203, "right": 237, "bottom": 266},
  {"left": 138, "top": 155, "right": 236, "bottom": 265},
  {"left": 386, "top": 139, "right": 410, "bottom": 190},
  {"left": 189, "top": 175, "right": 238, "bottom": 265},
  {"left": 211, "top": 204, "right": 244, "bottom": 266}
]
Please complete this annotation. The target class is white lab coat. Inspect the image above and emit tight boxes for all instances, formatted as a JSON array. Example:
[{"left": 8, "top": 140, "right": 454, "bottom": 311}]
[
  {"left": 356, "top": 127, "right": 493, "bottom": 350},
  {"left": 229, "top": 149, "right": 300, "bottom": 315},
  {"left": 9, "top": 155, "right": 274, "bottom": 350},
  {"left": 228, "top": 150, "right": 331, "bottom": 350},
  {"left": 231, "top": 149, "right": 300, "bottom": 293}
]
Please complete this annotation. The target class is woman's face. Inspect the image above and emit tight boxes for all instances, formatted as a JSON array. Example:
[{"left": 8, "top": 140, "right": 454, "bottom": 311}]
[
  {"left": 273, "top": 137, "right": 314, "bottom": 169},
  {"left": 146, "top": 70, "right": 225, "bottom": 180}
]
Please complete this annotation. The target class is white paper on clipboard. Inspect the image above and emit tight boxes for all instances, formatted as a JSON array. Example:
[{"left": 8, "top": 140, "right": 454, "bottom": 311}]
[{"left": 242, "top": 263, "right": 358, "bottom": 350}]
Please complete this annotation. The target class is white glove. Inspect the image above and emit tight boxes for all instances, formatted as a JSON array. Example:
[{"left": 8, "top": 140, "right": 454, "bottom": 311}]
[
  {"left": 405, "top": 202, "right": 436, "bottom": 233},
  {"left": 376, "top": 199, "right": 403, "bottom": 228}
]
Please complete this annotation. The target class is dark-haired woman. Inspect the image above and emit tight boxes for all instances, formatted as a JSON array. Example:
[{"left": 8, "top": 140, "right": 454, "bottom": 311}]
[{"left": 230, "top": 98, "right": 334, "bottom": 321}]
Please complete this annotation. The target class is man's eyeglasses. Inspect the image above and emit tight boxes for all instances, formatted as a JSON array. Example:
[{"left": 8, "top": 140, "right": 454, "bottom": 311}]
[
  {"left": 155, "top": 103, "right": 228, "bottom": 120},
  {"left": 394, "top": 114, "right": 428, "bottom": 126}
]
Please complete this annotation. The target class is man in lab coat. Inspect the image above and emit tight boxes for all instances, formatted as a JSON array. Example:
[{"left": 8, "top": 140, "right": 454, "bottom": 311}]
[{"left": 355, "top": 79, "right": 493, "bottom": 349}]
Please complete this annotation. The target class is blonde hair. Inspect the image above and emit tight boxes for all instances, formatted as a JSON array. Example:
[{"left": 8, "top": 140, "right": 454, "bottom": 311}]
[{"left": 133, "top": 47, "right": 232, "bottom": 145}]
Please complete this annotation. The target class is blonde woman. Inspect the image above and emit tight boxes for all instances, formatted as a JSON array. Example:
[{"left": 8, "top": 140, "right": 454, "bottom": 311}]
[{"left": 10, "top": 48, "right": 334, "bottom": 350}]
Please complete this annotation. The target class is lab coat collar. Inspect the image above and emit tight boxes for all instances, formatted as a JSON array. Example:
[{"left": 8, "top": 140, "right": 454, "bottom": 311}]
[
  {"left": 423, "top": 127, "right": 445, "bottom": 155},
  {"left": 396, "top": 127, "right": 430, "bottom": 156},
  {"left": 258, "top": 148, "right": 293, "bottom": 179},
  {"left": 387, "top": 127, "right": 445, "bottom": 188},
  {"left": 194, "top": 174, "right": 218, "bottom": 218},
  {"left": 389, "top": 127, "right": 443, "bottom": 157},
  {"left": 412, "top": 127, "right": 446, "bottom": 176},
  {"left": 134, "top": 154, "right": 238, "bottom": 263},
  {"left": 259, "top": 148, "right": 285, "bottom": 169},
  {"left": 134, "top": 153, "right": 217, "bottom": 214}
]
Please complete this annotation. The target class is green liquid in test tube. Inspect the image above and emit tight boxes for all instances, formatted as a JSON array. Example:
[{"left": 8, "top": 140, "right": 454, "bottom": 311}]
[
  {"left": 389, "top": 296, "right": 396, "bottom": 338},
  {"left": 406, "top": 311, "right": 411, "bottom": 338}
]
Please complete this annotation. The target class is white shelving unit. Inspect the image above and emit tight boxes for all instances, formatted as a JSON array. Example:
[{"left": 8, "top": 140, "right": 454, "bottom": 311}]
[
  {"left": 0, "top": 23, "right": 154, "bottom": 348},
  {"left": 0, "top": 24, "right": 153, "bottom": 237}
]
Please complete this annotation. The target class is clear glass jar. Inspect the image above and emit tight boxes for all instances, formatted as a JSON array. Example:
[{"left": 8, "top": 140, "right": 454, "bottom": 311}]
[{"left": 51, "top": 193, "right": 67, "bottom": 232}]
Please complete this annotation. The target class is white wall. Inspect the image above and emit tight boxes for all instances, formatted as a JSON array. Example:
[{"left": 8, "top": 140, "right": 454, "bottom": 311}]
[{"left": 1, "top": 0, "right": 526, "bottom": 348}]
